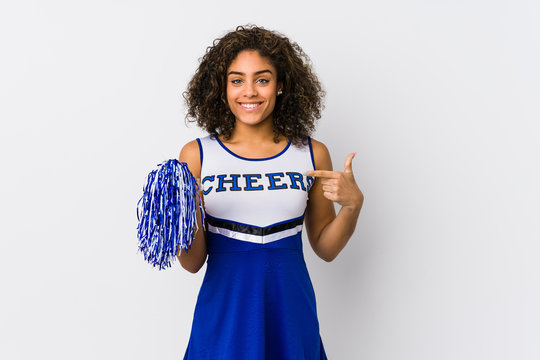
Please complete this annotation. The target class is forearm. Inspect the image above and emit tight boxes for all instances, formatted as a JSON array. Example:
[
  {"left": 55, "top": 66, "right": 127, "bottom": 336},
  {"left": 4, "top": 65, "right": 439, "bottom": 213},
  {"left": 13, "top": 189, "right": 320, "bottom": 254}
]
[
  {"left": 177, "top": 196, "right": 208, "bottom": 273},
  {"left": 316, "top": 203, "right": 362, "bottom": 262}
]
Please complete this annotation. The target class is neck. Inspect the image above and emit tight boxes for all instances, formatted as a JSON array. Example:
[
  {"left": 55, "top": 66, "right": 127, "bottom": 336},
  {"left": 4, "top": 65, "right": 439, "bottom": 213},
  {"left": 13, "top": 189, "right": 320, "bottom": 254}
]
[{"left": 227, "top": 117, "right": 283, "bottom": 143}]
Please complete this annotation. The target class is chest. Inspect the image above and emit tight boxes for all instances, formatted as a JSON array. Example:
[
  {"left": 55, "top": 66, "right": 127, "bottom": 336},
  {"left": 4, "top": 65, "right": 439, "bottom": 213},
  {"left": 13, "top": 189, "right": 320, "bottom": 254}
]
[{"left": 201, "top": 157, "right": 314, "bottom": 227}]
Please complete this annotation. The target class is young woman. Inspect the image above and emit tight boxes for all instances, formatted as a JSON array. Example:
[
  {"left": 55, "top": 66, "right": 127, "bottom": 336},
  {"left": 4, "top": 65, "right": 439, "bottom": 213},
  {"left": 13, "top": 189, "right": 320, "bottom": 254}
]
[{"left": 177, "top": 25, "right": 364, "bottom": 359}]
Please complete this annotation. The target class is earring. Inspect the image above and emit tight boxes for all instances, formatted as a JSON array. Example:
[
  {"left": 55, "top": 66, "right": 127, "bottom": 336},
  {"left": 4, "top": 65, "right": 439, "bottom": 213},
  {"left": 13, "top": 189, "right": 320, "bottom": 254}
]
[{"left": 277, "top": 90, "right": 283, "bottom": 96}]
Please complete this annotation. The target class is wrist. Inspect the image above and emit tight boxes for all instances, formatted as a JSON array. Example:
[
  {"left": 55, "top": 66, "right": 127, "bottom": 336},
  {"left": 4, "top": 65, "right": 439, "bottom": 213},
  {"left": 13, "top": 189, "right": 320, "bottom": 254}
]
[{"left": 342, "top": 196, "right": 363, "bottom": 213}]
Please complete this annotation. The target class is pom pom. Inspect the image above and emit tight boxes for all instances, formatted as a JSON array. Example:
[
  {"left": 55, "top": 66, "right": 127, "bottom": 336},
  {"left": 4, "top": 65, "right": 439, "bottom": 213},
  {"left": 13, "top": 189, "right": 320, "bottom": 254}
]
[{"left": 136, "top": 159, "right": 204, "bottom": 270}]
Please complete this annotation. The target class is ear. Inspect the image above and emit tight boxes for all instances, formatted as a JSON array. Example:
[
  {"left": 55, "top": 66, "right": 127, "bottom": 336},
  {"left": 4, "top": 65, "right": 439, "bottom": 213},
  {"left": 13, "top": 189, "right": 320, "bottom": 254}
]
[{"left": 277, "top": 82, "right": 283, "bottom": 95}]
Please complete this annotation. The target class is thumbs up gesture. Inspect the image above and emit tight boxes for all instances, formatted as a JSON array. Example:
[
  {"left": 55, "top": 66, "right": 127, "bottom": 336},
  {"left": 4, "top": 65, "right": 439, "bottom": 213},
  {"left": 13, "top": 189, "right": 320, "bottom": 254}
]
[{"left": 306, "top": 152, "right": 364, "bottom": 210}]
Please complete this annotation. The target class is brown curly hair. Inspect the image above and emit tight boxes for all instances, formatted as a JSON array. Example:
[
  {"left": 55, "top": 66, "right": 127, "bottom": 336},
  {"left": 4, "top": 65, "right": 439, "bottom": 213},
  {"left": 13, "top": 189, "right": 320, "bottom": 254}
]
[{"left": 183, "top": 24, "right": 325, "bottom": 146}]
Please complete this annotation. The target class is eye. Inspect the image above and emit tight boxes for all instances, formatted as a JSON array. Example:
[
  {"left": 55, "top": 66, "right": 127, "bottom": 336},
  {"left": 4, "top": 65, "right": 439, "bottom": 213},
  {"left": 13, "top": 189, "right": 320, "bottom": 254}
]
[
  {"left": 231, "top": 79, "right": 242, "bottom": 84},
  {"left": 257, "top": 78, "right": 269, "bottom": 84}
]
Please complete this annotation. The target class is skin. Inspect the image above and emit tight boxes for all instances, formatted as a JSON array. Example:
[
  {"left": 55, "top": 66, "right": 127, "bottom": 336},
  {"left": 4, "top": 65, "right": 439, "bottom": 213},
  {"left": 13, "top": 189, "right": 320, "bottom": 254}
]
[
  {"left": 177, "top": 50, "right": 364, "bottom": 273},
  {"left": 305, "top": 147, "right": 364, "bottom": 262},
  {"left": 221, "top": 49, "right": 287, "bottom": 155}
]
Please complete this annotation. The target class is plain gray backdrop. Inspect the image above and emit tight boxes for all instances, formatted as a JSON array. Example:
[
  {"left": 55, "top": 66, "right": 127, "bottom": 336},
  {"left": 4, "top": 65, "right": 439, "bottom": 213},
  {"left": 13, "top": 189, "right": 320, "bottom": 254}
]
[{"left": 1, "top": 0, "right": 539, "bottom": 359}]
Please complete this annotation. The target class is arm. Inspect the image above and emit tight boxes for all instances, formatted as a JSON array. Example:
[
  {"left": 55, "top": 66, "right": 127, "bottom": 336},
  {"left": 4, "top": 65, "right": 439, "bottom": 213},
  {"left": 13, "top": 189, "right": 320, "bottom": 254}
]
[
  {"left": 304, "top": 139, "right": 364, "bottom": 262},
  {"left": 176, "top": 140, "right": 208, "bottom": 273}
]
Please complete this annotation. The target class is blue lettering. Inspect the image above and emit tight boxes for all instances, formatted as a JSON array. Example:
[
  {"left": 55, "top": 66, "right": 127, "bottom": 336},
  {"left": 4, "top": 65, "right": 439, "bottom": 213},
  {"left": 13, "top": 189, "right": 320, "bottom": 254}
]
[
  {"left": 243, "top": 174, "right": 263, "bottom": 191},
  {"left": 216, "top": 174, "right": 241, "bottom": 192},
  {"left": 286, "top": 172, "right": 306, "bottom": 191},
  {"left": 202, "top": 175, "right": 215, "bottom": 195},
  {"left": 306, "top": 176, "right": 315, "bottom": 191},
  {"left": 265, "top": 172, "right": 287, "bottom": 190}
]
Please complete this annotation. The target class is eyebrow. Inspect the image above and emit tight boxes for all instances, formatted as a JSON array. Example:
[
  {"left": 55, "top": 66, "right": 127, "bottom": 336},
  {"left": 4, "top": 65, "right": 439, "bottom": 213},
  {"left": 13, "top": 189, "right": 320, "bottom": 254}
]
[{"left": 227, "top": 69, "right": 273, "bottom": 76}]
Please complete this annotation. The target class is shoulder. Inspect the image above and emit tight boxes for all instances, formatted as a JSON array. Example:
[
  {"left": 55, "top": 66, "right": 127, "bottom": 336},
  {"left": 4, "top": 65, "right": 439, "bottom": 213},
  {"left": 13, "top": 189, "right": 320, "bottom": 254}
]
[
  {"left": 179, "top": 139, "right": 201, "bottom": 160},
  {"left": 309, "top": 138, "right": 333, "bottom": 171},
  {"left": 179, "top": 139, "right": 202, "bottom": 177}
]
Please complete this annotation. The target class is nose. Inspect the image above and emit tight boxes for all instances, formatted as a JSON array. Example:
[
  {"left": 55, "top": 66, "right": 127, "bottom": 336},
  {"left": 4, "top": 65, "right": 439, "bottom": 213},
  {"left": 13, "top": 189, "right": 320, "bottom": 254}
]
[{"left": 244, "top": 82, "right": 257, "bottom": 97}]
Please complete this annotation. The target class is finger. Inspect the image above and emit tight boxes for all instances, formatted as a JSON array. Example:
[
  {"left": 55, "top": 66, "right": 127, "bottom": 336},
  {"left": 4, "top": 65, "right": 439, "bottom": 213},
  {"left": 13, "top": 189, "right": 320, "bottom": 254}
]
[
  {"left": 320, "top": 178, "right": 339, "bottom": 186},
  {"left": 344, "top": 152, "right": 356, "bottom": 173},
  {"left": 323, "top": 191, "right": 337, "bottom": 202},
  {"left": 306, "top": 170, "right": 341, "bottom": 179},
  {"left": 322, "top": 184, "right": 337, "bottom": 192}
]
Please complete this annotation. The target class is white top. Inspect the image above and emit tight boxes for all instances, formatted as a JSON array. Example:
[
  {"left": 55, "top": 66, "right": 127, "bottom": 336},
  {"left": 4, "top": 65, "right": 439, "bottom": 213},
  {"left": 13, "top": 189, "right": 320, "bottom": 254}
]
[{"left": 197, "top": 134, "right": 316, "bottom": 244}]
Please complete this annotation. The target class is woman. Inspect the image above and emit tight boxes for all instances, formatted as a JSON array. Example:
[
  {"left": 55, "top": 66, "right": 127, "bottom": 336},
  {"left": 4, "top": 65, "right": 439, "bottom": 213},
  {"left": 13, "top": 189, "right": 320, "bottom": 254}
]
[{"left": 178, "top": 24, "right": 364, "bottom": 359}]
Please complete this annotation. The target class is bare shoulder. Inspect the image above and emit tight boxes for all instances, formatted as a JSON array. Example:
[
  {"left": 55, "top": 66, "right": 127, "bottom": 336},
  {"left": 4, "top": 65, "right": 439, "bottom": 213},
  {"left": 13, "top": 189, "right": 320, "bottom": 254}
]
[
  {"left": 179, "top": 139, "right": 202, "bottom": 178},
  {"left": 309, "top": 138, "right": 333, "bottom": 171}
]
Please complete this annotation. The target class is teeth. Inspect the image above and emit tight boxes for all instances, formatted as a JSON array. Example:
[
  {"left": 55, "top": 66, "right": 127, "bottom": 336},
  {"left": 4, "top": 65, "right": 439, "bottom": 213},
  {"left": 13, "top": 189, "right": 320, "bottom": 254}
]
[{"left": 241, "top": 103, "right": 261, "bottom": 109}]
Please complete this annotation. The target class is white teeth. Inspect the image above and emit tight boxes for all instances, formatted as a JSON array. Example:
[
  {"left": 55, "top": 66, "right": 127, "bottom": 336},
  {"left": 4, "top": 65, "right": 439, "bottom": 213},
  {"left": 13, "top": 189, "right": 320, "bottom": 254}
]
[{"left": 241, "top": 103, "right": 261, "bottom": 109}]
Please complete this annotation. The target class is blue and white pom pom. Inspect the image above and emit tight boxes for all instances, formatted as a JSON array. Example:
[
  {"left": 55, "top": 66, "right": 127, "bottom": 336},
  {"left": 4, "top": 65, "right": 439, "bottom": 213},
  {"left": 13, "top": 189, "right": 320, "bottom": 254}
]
[{"left": 136, "top": 159, "right": 204, "bottom": 270}]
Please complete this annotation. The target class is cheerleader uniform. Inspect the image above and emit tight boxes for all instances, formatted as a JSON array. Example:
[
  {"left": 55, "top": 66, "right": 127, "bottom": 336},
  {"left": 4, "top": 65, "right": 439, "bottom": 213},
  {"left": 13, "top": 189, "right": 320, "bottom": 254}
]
[{"left": 183, "top": 134, "right": 328, "bottom": 360}]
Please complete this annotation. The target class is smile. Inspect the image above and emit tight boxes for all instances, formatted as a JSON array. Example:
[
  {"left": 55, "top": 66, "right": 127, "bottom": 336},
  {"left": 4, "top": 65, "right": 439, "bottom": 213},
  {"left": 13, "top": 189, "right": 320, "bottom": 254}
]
[{"left": 239, "top": 102, "right": 263, "bottom": 111}]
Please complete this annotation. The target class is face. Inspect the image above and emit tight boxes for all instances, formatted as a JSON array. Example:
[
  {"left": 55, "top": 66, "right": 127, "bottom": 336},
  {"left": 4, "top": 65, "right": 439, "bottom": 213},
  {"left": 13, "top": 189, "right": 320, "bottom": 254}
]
[{"left": 226, "top": 50, "right": 282, "bottom": 128}]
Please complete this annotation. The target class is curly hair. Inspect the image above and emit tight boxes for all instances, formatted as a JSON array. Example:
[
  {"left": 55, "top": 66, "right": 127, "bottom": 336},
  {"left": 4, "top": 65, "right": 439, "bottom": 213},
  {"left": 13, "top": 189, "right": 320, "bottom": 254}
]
[{"left": 183, "top": 24, "right": 325, "bottom": 146}]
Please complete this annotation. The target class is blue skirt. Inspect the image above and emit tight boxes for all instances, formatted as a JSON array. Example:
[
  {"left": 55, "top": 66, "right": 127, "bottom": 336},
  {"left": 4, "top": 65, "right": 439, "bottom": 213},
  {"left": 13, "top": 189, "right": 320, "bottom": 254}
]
[{"left": 182, "top": 231, "right": 328, "bottom": 359}]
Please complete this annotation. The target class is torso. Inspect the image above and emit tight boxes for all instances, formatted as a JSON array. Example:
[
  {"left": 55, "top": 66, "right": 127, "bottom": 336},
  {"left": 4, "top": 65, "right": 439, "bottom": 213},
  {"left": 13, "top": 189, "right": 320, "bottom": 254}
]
[{"left": 198, "top": 133, "right": 316, "bottom": 234}]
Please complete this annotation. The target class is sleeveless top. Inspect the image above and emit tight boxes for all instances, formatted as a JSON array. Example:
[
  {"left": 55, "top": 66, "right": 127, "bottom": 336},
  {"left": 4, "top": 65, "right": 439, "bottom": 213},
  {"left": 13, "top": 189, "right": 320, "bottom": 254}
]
[
  {"left": 198, "top": 134, "right": 315, "bottom": 251},
  {"left": 183, "top": 134, "right": 328, "bottom": 360}
]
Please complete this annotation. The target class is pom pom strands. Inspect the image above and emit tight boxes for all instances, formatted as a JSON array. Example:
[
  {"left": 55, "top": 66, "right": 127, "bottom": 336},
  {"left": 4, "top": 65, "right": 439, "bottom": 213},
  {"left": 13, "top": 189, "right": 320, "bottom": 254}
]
[{"left": 136, "top": 159, "right": 204, "bottom": 270}]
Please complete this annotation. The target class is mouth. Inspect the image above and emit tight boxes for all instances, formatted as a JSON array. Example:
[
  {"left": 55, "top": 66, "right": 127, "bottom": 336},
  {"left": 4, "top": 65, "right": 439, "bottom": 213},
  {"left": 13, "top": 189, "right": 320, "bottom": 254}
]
[{"left": 239, "top": 102, "right": 263, "bottom": 111}]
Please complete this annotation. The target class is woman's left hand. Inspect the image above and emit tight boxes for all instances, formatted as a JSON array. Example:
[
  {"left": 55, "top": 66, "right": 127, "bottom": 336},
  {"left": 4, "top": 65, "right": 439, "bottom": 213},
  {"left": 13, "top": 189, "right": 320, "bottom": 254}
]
[{"left": 306, "top": 152, "right": 364, "bottom": 211}]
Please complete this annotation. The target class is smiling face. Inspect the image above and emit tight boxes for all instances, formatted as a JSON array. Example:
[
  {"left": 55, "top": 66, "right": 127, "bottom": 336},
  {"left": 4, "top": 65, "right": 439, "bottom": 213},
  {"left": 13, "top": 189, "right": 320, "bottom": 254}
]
[{"left": 226, "top": 50, "right": 282, "bottom": 129}]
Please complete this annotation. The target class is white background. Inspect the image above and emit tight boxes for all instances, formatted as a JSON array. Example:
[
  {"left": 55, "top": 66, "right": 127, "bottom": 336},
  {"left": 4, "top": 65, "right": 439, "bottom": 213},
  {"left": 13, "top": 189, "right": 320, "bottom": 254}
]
[{"left": 1, "top": 0, "right": 539, "bottom": 359}]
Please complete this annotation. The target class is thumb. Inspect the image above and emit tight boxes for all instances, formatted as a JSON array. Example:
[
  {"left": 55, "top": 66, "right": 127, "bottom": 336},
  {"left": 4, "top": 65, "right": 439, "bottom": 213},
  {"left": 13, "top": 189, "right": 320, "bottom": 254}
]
[{"left": 344, "top": 152, "right": 356, "bottom": 173}]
